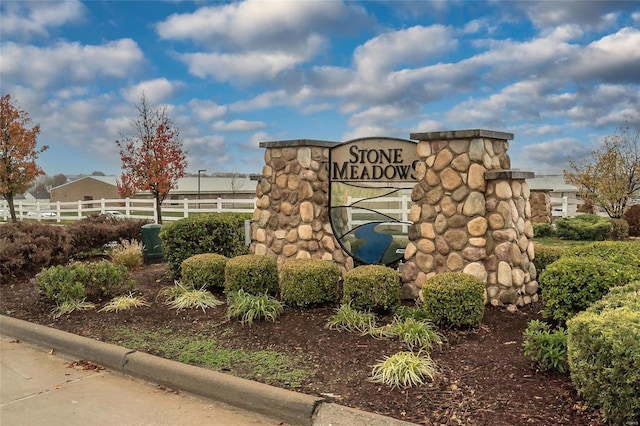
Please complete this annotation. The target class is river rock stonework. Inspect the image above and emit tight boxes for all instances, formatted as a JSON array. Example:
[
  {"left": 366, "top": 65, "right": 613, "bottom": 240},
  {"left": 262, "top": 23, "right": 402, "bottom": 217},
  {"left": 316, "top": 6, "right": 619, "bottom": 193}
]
[
  {"left": 402, "top": 130, "right": 538, "bottom": 307},
  {"left": 249, "top": 140, "right": 354, "bottom": 275}
]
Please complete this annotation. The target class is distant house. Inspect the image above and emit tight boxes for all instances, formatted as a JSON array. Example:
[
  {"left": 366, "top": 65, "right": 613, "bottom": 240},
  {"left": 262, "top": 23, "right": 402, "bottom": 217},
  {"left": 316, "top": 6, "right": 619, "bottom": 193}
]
[
  {"left": 526, "top": 175, "right": 580, "bottom": 222},
  {"left": 526, "top": 175, "right": 579, "bottom": 201},
  {"left": 50, "top": 175, "right": 256, "bottom": 206}
]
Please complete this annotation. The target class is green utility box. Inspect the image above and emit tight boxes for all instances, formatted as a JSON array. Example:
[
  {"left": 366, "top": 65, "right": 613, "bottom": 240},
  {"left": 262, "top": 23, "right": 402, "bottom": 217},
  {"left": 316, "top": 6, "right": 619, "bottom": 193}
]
[{"left": 141, "top": 223, "right": 163, "bottom": 264}]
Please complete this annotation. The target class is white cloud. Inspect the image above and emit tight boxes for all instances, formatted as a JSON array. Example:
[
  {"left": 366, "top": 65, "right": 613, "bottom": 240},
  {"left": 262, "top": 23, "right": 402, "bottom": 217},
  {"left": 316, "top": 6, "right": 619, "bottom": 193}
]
[
  {"left": 411, "top": 119, "right": 442, "bottom": 133},
  {"left": 188, "top": 99, "right": 227, "bottom": 121},
  {"left": 122, "top": 78, "right": 180, "bottom": 104},
  {"left": 521, "top": 137, "right": 592, "bottom": 170},
  {"left": 518, "top": 1, "right": 636, "bottom": 29},
  {"left": 348, "top": 104, "right": 416, "bottom": 127},
  {"left": 212, "top": 120, "right": 266, "bottom": 132},
  {"left": 0, "top": 39, "right": 144, "bottom": 90},
  {"left": 247, "top": 131, "right": 271, "bottom": 148},
  {"left": 0, "top": 0, "right": 86, "bottom": 39}
]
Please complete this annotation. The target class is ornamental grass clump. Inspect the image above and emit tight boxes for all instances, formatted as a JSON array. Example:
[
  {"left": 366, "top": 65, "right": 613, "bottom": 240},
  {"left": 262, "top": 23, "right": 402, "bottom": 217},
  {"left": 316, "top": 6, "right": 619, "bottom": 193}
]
[
  {"left": 52, "top": 299, "right": 95, "bottom": 319},
  {"left": 325, "top": 303, "right": 376, "bottom": 334},
  {"left": 376, "top": 317, "right": 446, "bottom": 352},
  {"left": 226, "top": 289, "right": 284, "bottom": 326},
  {"left": 158, "top": 281, "right": 223, "bottom": 312},
  {"left": 368, "top": 351, "right": 438, "bottom": 389},
  {"left": 109, "top": 239, "right": 143, "bottom": 269},
  {"left": 99, "top": 293, "right": 150, "bottom": 313}
]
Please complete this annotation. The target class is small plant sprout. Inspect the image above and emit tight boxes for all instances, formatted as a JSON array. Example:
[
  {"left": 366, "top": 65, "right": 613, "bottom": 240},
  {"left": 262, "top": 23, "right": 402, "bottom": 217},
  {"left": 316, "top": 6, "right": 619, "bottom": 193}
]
[
  {"left": 368, "top": 351, "right": 438, "bottom": 389},
  {"left": 325, "top": 303, "right": 376, "bottom": 334},
  {"left": 226, "top": 289, "right": 284, "bottom": 326},
  {"left": 99, "top": 293, "right": 150, "bottom": 313}
]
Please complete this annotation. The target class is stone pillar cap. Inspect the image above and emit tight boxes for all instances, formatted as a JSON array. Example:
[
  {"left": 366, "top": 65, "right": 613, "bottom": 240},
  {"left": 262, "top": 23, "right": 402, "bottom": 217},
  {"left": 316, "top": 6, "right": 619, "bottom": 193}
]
[
  {"left": 485, "top": 170, "right": 535, "bottom": 180},
  {"left": 259, "top": 139, "right": 339, "bottom": 148},
  {"left": 410, "top": 129, "right": 514, "bottom": 141}
]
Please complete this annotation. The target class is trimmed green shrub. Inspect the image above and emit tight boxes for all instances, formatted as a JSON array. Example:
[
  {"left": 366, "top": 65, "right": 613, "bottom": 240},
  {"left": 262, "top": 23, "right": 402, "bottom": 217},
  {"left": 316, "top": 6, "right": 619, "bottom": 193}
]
[
  {"left": 532, "top": 222, "right": 555, "bottom": 238},
  {"left": 554, "top": 214, "right": 612, "bottom": 241},
  {"left": 564, "top": 241, "right": 640, "bottom": 267},
  {"left": 279, "top": 259, "right": 340, "bottom": 307},
  {"left": 522, "top": 320, "right": 568, "bottom": 373},
  {"left": 419, "top": 272, "right": 485, "bottom": 328},
  {"left": 160, "top": 213, "right": 250, "bottom": 278},
  {"left": 567, "top": 301, "right": 640, "bottom": 424},
  {"left": 224, "top": 254, "right": 279, "bottom": 296},
  {"left": 181, "top": 253, "right": 228, "bottom": 290},
  {"left": 532, "top": 244, "right": 566, "bottom": 274},
  {"left": 342, "top": 265, "right": 400, "bottom": 312},
  {"left": 539, "top": 256, "right": 640, "bottom": 323},
  {"left": 0, "top": 222, "right": 73, "bottom": 284},
  {"left": 35, "top": 260, "right": 132, "bottom": 304},
  {"left": 586, "top": 281, "right": 640, "bottom": 314},
  {"left": 623, "top": 204, "right": 640, "bottom": 237},
  {"left": 608, "top": 218, "right": 629, "bottom": 240}
]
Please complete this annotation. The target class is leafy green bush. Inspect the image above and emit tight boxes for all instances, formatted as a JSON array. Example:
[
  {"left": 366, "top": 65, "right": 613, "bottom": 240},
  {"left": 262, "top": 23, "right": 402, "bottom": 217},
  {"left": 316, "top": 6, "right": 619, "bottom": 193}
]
[
  {"left": 554, "top": 214, "right": 612, "bottom": 241},
  {"left": 325, "top": 303, "right": 376, "bottom": 334},
  {"left": 226, "top": 289, "right": 284, "bottom": 326},
  {"left": 623, "top": 204, "right": 640, "bottom": 237},
  {"left": 565, "top": 241, "right": 640, "bottom": 267},
  {"left": 279, "top": 259, "right": 340, "bottom": 307},
  {"left": 608, "top": 218, "right": 629, "bottom": 241},
  {"left": 532, "top": 244, "right": 566, "bottom": 275},
  {"left": 419, "top": 272, "right": 485, "bottom": 328},
  {"left": 160, "top": 213, "right": 250, "bottom": 278},
  {"left": 586, "top": 281, "right": 640, "bottom": 315},
  {"left": 181, "top": 253, "right": 228, "bottom": 290},
  {"left": 35, "top": 260, "right": 131, "bottom": 305},
  {"left": 342, "top": 265, "right": 400, "bottom": 312},
  {"left": 368, "top": 351, "right": 438, "bottom": 389},
  {"left": 0, "top": 222, "right": 73, "bottom": 284},
  {"left": 224, "top": 254, "right": 279, "bottom": 296},
  {"left": 567, "top": 298, "right": 640, "bottom": 424},
  {"left": 394, "top": 305, "right": 431, "bottom": 322},
  {"left": 539, "top": 256, "right": 640, "bottom": 323},
  {"left": 522, "top": 320, "right": 568, "bottom": 373},
  {"left": 533, "top": 223, "right": 555, "bottom": 238}
]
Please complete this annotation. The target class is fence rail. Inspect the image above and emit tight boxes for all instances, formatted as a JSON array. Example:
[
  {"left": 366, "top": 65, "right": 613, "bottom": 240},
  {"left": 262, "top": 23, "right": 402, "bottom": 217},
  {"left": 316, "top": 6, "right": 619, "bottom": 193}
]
[
  {"left": 0, "top": 197, "right": 257, "bottom": 223},
  {"left": 550, "top": 196, "right": 582, "bottom": 219}
]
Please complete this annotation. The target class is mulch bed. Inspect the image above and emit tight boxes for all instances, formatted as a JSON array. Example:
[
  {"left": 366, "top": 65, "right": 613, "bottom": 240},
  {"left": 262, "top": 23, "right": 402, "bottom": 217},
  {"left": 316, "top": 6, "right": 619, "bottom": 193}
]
[{"left": 0, "top": 263, "right": 603, "bottom": 425}]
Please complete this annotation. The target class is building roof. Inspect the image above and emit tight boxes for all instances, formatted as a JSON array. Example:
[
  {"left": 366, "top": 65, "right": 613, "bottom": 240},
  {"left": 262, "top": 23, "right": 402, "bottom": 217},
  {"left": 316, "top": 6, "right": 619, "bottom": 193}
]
[
  {"left": 52, "top": 175, "right": 256, "bottom": 194},
  {"left": 526, "top": 175, "right": 578, "bottom": 192}
]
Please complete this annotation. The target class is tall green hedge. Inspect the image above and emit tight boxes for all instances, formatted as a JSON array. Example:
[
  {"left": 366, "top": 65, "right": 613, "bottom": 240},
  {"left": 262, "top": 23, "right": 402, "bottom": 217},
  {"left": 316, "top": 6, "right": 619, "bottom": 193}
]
[
  {"left": 160, "top": 213, "right": 250, "bottom": 277},
  {"left": 554, "top": 214, "right": 611, "bottom": 241},
  {"left": 564, "top": 241, "right": 640, "bottom": 267},
  {"left": 567, "top": 281, "right": 640, "bottom": 424}
]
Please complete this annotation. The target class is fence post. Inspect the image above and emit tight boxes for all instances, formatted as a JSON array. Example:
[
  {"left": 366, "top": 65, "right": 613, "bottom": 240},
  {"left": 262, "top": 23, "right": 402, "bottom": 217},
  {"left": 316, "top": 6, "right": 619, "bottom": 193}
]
[
  {"left": 101, "top": 198, "right": 105, "bottom": 214},
  {"left": 217, "top": 197, "right": 222, "bottom": 213},
  {"left": 153, "top": 198, "right": 158, "bottom": 223},
  {"left": 56, "top": 201, "right": 61, "bottom": 223},
  {"left": 184, "top": 198, "right": 189, "bottom": 218},
  {"left": 77, "top": 200, "right": 82, "bottom": 219},
  {"left": 562, "top": 196, "right": 568, "bottom": 218},
  {"left": 125, "top": 198, "right": 130, "bottom": 218}
]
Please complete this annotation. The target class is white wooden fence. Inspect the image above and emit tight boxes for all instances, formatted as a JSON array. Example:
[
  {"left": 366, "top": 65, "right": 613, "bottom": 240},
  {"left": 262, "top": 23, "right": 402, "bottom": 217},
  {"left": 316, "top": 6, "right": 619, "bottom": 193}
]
[
  {"left": 551, "top": 196, "right": 581, "bottom": 219},
  {"left": 0, "top": 197, "right": 257, "bottom": 223}
]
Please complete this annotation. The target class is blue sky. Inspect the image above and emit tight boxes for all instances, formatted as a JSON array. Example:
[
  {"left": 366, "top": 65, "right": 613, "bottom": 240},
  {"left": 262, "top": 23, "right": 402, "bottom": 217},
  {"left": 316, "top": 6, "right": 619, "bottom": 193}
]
[{"left": 2, "top": 1, "right": 639, "bottom": 178}]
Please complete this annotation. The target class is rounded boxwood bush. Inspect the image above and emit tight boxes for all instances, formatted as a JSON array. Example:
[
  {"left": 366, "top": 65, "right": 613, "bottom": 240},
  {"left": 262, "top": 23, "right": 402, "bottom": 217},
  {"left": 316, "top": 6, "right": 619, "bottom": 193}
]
[
  {"left": 567, "top": 296, "right": 640, "bottom": 424},
  {"left": 224, "top": 254, "right": 279, "bottom": 296},
  {"left": 419, "top": 272, "right": 485, "bottom": 328},
  {"left": 532, "top": 244, "right": 566, "bottom": 275},
  {"left": 342, "top": 265, "right": 400, "bottom": 312},
  {"left": 181, "top": 253, "right": 228, "bottom": 289},
  {"left": 279, "top": 259, "right": 341, "bottom": 307},
  {"left": 540, "top": 256, "right": 640, "bottom": 324}
]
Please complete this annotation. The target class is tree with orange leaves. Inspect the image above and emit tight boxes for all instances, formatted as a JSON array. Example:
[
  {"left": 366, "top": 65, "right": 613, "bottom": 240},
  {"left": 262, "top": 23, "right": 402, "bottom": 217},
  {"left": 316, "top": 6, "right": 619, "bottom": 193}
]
[
  {"left": 116, "top": 93, "right": 187, "bottom": 224},
  {"left": 0, "top": 94, "right": 48, "bottom": 222}
]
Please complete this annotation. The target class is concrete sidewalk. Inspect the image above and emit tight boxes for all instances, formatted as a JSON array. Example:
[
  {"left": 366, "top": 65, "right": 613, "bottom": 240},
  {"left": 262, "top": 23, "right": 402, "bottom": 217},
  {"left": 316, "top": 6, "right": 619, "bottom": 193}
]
[
  {"left": 0, "top": 315, "right": 416, "bottom": 426},
  {"left": 1, "top": 336, "right": 276, "bottom": 425}
]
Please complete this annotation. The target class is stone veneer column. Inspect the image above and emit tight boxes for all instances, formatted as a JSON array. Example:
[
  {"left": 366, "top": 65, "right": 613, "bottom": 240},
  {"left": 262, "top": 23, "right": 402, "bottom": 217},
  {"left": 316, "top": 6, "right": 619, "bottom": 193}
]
[
  {"left": 401, "top": 130, "right": 538, "bottom": 307},
  {"left": 529, "top": 190, "right": 552, "bottom": 223},
  {"left": 250, "top": 140, "right": 354, "bottom": 275}
]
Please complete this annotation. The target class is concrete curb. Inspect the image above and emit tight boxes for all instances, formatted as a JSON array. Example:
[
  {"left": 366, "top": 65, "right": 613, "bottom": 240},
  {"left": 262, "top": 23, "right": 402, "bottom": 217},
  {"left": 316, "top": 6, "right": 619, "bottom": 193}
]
[{"left": 0, "top": 315, "right": 416, "bottom": 426}]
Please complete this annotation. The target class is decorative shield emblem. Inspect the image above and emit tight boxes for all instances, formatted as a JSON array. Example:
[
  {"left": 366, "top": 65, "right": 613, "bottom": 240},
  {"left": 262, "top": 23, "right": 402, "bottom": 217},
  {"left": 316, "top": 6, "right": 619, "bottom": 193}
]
[{"left": 328, "top": 137, "right": 419, "bottom": 265}]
